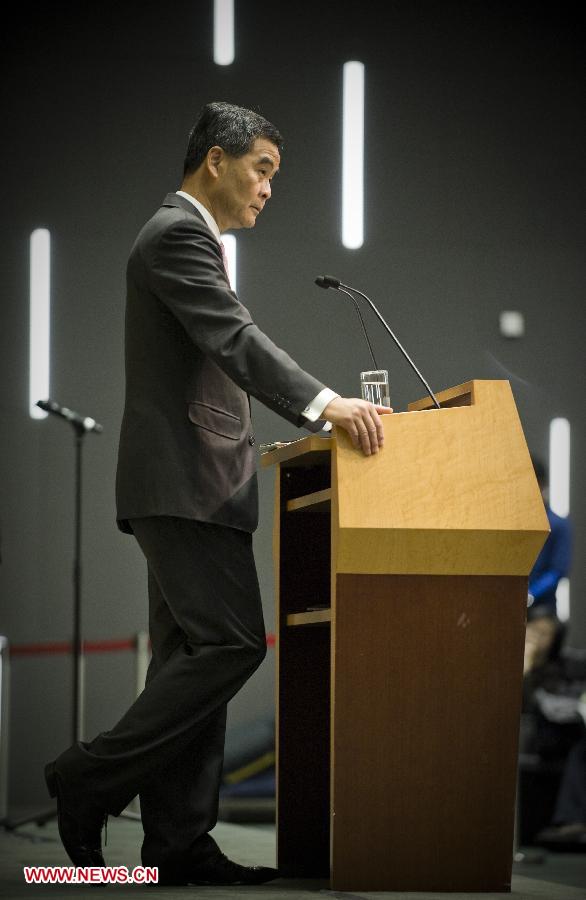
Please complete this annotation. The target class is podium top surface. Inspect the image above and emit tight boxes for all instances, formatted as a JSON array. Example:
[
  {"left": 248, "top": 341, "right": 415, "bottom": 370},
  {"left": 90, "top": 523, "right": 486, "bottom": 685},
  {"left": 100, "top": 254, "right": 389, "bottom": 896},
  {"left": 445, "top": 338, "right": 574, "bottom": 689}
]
[{"left": 261, "top": 381, "right": 550, "bottom": 575}]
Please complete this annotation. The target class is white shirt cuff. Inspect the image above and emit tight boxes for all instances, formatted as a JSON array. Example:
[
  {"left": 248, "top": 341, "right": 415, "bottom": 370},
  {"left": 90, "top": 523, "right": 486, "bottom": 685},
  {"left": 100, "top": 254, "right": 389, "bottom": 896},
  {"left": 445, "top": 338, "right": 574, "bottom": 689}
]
[{"left": 302, "top": 388, "right": 340, "bottom": 422}]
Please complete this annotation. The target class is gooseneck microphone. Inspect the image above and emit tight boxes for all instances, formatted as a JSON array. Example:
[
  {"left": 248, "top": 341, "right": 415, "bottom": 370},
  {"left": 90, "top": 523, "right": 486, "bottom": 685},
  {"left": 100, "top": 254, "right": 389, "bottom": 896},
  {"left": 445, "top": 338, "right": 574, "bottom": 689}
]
[
  {"left": 315, "top": 276, "right": 379, "bottom": 368},
  {"left": 335, "top": 285, "right": 379, "bottom": 369},
  {"left": 315, "top": 276, "right": 379, "bottom": 367},
  {"left": 315, "top": 275, "right": 441, "bottom": 410},
  {"left": 315, "top": 275, "right": 343, "bottom": 290},
  {"left": 36, "top": 399, "right": 104, "bottom": 434}
]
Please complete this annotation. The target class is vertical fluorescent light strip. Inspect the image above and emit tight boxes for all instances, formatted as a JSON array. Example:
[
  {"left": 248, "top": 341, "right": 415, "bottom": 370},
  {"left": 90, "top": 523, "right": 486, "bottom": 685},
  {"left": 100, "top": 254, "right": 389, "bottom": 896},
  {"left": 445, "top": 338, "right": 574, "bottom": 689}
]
[
  {"left": 222, "top": 234, "right": 237, "bottom": 293},
  {"left": 214, "top": 0, "right": 234, "bottom": 65},
  {"left": 549, "top": 417, "right": 571, "bottom": 621},
  {"left": 29, "top": 228, "right": 51, "bottom": 419},
  {"left": 556, "top": 578, "right": 570, "bottom": 623},
  {"left": 342, "top": 61, "right": 365, "bottom": 249},
  {"left": 549, "top": 417, "right": 570, "bottom": 516}
]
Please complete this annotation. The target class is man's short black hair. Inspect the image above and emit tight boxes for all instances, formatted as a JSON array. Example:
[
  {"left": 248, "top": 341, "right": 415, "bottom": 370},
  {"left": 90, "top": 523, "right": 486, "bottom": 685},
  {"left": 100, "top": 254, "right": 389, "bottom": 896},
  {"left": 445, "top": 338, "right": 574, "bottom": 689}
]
[{"left": 183, "top": 101, "right": 283, "bottom": 176}]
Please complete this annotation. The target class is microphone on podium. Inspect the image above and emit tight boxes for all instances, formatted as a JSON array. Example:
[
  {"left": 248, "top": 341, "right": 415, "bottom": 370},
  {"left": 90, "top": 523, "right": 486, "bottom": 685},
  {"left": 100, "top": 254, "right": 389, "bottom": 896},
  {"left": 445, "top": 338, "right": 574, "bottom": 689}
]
[
  {"left": 315, "top": 277, "right": 379, "bottom": 370},
  {"left": 315, "top": 275, "right": 441, "bottom": 410}
]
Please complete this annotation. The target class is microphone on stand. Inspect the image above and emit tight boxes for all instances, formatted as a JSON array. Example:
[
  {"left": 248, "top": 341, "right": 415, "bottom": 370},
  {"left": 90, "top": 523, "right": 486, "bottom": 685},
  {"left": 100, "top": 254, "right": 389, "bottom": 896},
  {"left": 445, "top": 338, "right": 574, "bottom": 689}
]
[
  {"left": 315, "top": 277, "right": 379, "bottom": 370},
  {"left": 314, "top": 275, "right": 441, "bottom": 410},
  {"left": 36, "top": 399, "right": 104, "bottom": 434}
]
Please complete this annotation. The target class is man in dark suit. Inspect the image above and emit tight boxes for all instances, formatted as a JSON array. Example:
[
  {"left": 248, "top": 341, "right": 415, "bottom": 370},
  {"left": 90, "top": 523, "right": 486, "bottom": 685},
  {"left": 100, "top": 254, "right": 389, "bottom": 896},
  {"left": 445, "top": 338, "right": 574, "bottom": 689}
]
[{"left": 45, "top": 101, "right": 389, "bottom": 886}]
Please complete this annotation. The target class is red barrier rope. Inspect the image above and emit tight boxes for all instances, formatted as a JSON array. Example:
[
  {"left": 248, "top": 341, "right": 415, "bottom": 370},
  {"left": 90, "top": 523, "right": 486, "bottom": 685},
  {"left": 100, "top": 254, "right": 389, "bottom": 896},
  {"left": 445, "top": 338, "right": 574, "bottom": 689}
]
[{"left": 10, "top": 633, "right": 276, "bottom": 657}]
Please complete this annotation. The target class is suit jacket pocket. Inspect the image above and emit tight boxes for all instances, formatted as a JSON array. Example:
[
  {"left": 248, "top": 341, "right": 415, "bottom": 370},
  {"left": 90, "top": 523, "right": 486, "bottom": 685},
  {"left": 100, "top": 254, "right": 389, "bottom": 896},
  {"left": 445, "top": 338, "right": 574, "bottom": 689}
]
[{"left": 188, "top": 401, "right": 241, "bottom": 440}]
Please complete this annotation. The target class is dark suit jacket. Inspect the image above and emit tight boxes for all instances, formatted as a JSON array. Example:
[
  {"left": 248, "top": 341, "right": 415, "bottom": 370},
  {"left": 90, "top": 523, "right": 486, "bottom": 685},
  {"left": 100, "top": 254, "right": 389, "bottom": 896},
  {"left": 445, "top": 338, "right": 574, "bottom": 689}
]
[{"left": 116, "top": 193, "right": 326, "bottom": 534}]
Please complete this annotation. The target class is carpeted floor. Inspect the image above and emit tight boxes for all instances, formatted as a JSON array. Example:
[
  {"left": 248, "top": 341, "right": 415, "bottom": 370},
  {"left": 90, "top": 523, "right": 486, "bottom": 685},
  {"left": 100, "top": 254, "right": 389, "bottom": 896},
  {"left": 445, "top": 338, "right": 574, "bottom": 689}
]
[{"left": 0, "top": 817, "right": 585, "bottom": 899}]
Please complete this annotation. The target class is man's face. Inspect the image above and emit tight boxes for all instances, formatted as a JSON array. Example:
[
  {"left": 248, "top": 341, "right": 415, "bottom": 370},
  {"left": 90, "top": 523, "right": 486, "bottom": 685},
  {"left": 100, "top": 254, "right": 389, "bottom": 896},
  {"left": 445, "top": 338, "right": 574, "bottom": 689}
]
[{"left": 213, "top": 138, "right": 280, "bottom": 231}]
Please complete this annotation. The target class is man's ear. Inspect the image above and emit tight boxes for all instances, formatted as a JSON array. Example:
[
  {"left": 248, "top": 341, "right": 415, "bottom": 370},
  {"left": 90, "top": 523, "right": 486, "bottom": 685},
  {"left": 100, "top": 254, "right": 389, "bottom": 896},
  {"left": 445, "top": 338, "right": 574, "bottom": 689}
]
[{"left": 206, "top": 146, "right": 224, "bottom": 179}]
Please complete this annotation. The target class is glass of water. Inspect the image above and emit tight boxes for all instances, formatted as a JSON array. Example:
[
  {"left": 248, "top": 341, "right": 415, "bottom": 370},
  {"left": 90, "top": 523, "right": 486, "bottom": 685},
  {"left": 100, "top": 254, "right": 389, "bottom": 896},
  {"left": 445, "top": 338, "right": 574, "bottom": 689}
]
[{"left": 360, "top": 370, "right": 391, "bottom": 407}]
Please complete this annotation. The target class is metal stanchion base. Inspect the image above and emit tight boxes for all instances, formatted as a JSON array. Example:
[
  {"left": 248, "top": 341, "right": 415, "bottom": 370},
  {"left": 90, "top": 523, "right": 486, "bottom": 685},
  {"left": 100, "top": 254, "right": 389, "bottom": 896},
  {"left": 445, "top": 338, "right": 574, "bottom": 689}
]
[{"left": 514, "top": 847, "right": 547, "bottom": 863}]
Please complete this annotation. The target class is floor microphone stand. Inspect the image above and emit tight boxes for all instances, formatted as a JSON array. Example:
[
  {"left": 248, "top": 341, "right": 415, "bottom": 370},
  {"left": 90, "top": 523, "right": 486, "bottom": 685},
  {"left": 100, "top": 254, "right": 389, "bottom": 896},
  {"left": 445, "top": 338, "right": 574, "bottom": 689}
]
[
  {"left": 72, "top": 423, "right": 85, "bottom": 745},
  {"left": 3, "top": 402, "right": 102, "bottom": 830}
]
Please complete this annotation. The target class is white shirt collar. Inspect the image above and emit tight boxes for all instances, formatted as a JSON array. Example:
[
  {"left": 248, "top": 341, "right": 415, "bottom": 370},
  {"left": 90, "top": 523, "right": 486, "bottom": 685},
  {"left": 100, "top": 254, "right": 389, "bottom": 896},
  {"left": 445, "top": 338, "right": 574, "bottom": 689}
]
[{"left": 175, "top": 191, "right": 221, "bottom": 244}]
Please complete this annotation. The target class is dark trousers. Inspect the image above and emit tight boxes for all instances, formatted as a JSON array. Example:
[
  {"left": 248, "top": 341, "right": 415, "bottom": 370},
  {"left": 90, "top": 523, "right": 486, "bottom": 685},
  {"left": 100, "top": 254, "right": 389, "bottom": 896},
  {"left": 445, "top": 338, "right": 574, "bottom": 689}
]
[{"left": 56, "top": 516, "right": 267, "bottom": 866}]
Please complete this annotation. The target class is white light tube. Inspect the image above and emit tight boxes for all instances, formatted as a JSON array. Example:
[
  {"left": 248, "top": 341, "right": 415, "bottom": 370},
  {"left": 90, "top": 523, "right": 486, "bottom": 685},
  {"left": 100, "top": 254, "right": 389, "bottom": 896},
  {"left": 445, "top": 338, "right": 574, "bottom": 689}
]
[
  {"left": 214, "top": 0, "right": 234, "bottom": 65},
  {"left": 549, "top": 417, "right": 570, "bottom": 517},
  {"left": 29, "top": 228, "right": 51, "bottom": 419},
  {"left": 222, "top": 234, "right": 237, "bottom": 293},
  {"left": 556, "top": 578, "right": 570, "bottom": 623},
  {"left": 342, "top": 60, "right": 365, "bottom": 249}
]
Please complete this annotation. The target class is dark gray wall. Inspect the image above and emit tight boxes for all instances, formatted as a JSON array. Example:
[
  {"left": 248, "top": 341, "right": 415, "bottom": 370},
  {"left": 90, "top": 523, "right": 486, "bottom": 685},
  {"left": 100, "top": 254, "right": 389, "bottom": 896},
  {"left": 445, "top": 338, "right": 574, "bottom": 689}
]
[{"left": 1, "top": 1, "right": 584, "bottom": 811}]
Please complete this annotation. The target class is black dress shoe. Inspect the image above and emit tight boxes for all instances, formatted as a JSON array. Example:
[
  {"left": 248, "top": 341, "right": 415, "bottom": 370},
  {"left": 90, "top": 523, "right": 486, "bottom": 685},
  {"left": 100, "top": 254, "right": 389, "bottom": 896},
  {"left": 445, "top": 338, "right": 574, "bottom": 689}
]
[
  {"left": 158, "top": 853, "right": 278, "bottom": 886},
  {"left": 45, "top": 760, "right": 107, "bottom": 867}
]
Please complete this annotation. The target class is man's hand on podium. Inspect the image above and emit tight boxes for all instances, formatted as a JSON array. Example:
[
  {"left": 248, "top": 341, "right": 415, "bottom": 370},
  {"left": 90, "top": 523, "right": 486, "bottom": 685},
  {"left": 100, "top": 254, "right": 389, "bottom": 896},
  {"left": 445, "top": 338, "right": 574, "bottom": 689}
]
[{"left": 322, "top": 397, "right": 393, "bottom": 456}]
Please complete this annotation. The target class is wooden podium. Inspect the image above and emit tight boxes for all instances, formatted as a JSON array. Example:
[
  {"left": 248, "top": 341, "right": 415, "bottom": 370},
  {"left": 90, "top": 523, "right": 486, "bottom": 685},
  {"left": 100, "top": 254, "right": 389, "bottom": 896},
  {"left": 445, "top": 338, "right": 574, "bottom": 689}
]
[{"left": 261, "top": 380, "right": 549, "bottom": 892}]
